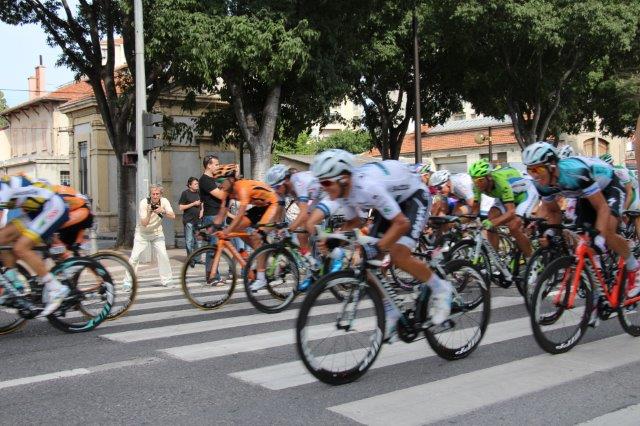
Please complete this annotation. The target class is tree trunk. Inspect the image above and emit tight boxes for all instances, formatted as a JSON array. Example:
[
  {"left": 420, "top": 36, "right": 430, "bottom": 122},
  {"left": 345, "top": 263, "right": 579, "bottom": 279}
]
[
  {"left": 249, "top": 136, "right": 272, "bottom": 181},
  {"left": 114, "top": 158, "right": 137, "bottom": 248}
]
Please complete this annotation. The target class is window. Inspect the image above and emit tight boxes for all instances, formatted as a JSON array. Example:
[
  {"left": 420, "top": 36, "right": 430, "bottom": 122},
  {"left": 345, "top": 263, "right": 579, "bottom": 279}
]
[
  {"left": 480, "top": 152, "right": 508, "bottom": 166},
  {"left": 583, "top": 138, "right": 609, "bottom": 157},
  {"left": 60, "top": 171, "right": 71, "bottom": 186},
  {"left": 79, "top": 142, "right": 88, "bottom": 195},
  {"left": 451, "top": 112, "right": 466, "bottom": 121}
]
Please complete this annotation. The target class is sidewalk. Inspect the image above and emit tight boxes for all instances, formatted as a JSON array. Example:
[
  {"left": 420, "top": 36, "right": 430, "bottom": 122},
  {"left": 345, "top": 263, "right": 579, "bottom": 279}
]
[{"left": 101, "top": 247, "right": 190, "bottom": 276}]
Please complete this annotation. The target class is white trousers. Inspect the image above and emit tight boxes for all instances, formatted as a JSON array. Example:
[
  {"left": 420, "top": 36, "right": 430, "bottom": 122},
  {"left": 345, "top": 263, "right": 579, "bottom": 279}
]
[{"left": 124, "top": 231, "right": 173, "bottom": 286}]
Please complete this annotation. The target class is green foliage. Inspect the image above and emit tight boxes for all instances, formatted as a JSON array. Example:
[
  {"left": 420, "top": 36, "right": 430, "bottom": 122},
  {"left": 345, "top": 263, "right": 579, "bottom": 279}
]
[
  {"left": 274, "top": 129, "right": 372, "bottom": 162},
  {"left": 0, "top": 90, "right": 7, "bottom": 127},
  {"left": 432, "top": 0, "right": 640, "bottom": 146}
]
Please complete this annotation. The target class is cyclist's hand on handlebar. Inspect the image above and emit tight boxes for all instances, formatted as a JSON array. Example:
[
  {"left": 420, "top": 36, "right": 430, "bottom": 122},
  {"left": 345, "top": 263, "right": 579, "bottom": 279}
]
[{"left": 481, "top": 219, "right": 495, "bottom": 230}]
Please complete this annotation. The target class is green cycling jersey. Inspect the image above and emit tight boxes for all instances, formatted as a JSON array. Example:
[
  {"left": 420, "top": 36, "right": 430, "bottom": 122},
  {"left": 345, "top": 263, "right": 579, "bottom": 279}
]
[{"left": 473, "top": 166, "right": 529, "bottom": 205}]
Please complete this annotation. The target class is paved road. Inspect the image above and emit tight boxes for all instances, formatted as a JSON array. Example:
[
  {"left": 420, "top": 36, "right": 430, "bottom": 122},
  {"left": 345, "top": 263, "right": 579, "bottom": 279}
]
[{"left": 1, "top": 250, "right": 640, "bottom": 425}]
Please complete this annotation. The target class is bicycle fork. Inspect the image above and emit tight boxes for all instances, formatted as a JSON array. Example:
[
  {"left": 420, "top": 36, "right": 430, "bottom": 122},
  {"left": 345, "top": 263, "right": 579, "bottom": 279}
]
[{"left": 482, "top": 237, "right": 512, "bottom": 281}]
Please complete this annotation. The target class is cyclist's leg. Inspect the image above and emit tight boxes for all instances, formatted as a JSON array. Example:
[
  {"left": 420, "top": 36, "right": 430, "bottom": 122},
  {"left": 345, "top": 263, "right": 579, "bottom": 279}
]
[
  {"left": 486, "top": 205, "right": 503, "bottom": 250},
  {"left": 511, "top": 187, "right": 539, "bottom": 258}
]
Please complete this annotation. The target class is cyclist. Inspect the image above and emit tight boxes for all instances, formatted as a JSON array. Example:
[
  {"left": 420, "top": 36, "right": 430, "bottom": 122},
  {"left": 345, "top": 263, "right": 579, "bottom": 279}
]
[
  {"left": 212, "top": 166, "right": 279, "bottom": 290},
  {"left": 468, "top": 159, "right": 539, "bottom": 258},
  {"left": 310, "top": 149, "right": 454, "bottom": 337},
  {"left": 600, "top": 153, "right": 640, "bottom": 213},
  {"left": 0, "top": 175, "right": 70, "bottom": 316},
  {"left": 522, "top": 142, "right": 640, "bottom": 298},
  {"left": 429, "top": 170, "right": 475, "bottom": 216}
]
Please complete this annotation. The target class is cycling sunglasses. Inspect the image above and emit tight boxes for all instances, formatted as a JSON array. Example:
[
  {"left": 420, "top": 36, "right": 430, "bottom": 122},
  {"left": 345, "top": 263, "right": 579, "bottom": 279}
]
[
  {"left": 319, "top": 177, "right": 341, "bottom": 188},
  {"left": 526, "top": 164, "right": 547, "bottom": 177}
]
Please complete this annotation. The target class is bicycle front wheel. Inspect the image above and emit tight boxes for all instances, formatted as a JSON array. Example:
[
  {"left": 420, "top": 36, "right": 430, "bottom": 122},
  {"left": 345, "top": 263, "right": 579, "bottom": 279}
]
[
  {"left": 243, "top": 244, "right": 299, "bottom": 313},
  {"left": 616, "top": 267, "right": 640, "bottom": 336},
  {"left": 85, "top": 251, "right": 137, "bottom": 320},
  {"left": 424, "top": 259, "right": 491, "bottom": 360},
  {"left": 296, "top": 270, "right": 385, "bottom": 385},
  {"left": 47, "top": 257, "right": 115, "bottom": 333},
  {"left": 181, "top": 245, "right": 237, "bottom": 310},
  {"left": 530, "top": 256, "right": 592, "bottom": 354}
]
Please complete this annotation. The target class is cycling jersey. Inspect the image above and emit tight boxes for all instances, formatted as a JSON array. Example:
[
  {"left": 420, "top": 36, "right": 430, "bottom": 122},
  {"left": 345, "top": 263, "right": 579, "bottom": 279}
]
[
  {"left": 449, "top": 173, "right": 474, "bottom": 203},
  {"left": 229, "top": 179, "right": 279, "bottom": 225},
  {"left": 0, "top": 176, "right": 69, "bottom": 243},
  {"left": 613, "top": 165, "right": 639, "bottom": 209},
  {"left": 339, "top": 160, "right": 425, "bottom": 222},
  {"left": 534, "top": 157, "right": 614, "bottom": 201},
  {"left": 473, "top": 166, "right": 532, "bottom": 205}
]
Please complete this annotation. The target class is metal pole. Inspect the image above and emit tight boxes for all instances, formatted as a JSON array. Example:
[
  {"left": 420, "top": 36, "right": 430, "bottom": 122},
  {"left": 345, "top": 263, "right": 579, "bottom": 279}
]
[
  {"left": 412, "top": 4, "right": 422, "bottom": 164},
  {"left": 134, "top": 0, "right": 151, "bottom": 262},
  {"left": 134, "top": 0, "right": 148, "bottom": 206},
  {"left": 488, "top": 127, "right": 493, "bottom": 165}
]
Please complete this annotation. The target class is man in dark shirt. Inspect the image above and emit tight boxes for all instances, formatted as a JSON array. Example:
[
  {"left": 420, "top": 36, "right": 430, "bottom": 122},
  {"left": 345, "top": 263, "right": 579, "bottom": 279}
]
[
  {"left": 199, "top": 155, "right": 222, "bottom": 282},
  {"left": 178, "top": 177, "right": 202, "bottom": 258}
]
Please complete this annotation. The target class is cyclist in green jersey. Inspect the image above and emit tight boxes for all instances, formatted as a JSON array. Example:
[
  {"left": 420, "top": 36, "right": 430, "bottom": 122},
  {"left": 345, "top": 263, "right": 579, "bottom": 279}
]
[{"left": 468, "top": 159, "right": 539, "bottom": 258}]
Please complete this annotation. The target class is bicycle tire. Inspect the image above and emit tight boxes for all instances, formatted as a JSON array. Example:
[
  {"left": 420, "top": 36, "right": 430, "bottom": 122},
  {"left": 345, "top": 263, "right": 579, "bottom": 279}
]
[
  {"left": 0, "top": 270, "right": 30, "bottom": 335},
  {"left": 448, "top": 239, "right": 492, "bottom": 280},
  {"left": 529, "top": 256, "right": 592, "bottom": 354},
  {"left": 88, "top": 251, "right": 137, "bottom": 320},
  {"left": 242, "top": 243, "right": 299, "bottom": 313},
  {"left": 47, "top": 257, "right": 115, "bottom": 333},
  {"left": 296, "top": 270, "right": 385, "bottom": 385},
  {"left": 181, "top": 245, "right": 237, "bottom": 310},
  {"left": 520, "top": 247, "right": 553, "bottom": 309},
  {"left": 616, "top": 266, "right": 640, "bottom": 336},
  {"left": 424, "top": 259, "right": 491, "bottom": 360}
]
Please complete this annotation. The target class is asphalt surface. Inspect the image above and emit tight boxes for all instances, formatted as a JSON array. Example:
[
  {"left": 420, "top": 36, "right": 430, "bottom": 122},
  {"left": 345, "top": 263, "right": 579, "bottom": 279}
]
[{"left": 1, "top": 249, "right": 640, "bottom": 425}]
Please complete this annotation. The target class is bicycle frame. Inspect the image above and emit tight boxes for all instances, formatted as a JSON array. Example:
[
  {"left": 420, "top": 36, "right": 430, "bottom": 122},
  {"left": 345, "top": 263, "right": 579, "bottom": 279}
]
[
  {"left": 207, "top": 232, "right": 249, "bottom": 282},
  {"left": 464, "top": 222, "right": 512, "bottom": 281},
  {"left": 564, "top": 234, "right": 631, "bottom": 310}
]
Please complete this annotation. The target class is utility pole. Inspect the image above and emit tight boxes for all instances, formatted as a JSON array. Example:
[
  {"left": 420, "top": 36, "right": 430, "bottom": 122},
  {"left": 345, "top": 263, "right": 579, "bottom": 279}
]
[
  {"left": 413, "top": 2, "right": 422, "bottom": 164},
  {"left": 134, "top": 0, "right": 149, "bottom": 206}
]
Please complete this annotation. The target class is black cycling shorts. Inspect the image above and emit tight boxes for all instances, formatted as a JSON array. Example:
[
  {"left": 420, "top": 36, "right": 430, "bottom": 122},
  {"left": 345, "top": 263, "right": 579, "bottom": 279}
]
[{"left": 575, "top": 175, "right": 625, "bottom": 228}]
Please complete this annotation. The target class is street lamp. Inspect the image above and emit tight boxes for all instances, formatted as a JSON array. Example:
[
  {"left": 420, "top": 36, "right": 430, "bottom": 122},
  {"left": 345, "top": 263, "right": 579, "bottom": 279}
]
[
  {"left": 412, "top": 1, "right": 422, "bottom": 164},
  {"left": 474, "top": 127, "right": 493, "bottom": 164}
]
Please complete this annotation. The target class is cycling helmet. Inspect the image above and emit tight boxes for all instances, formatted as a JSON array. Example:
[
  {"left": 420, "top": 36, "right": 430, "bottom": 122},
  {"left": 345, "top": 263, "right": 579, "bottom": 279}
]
[
  {"left": 211, "top": 164, "right": 238, "bottom": 179},
  {"left": 557, "top": 145, "right": 575, "bottom": 159},
  {"left": 429, "top": 170, "right": 451, "bottom": 187},
  {"left": 310, "top": 149, "right": 355, "bottom": 180},
  {"left": 468, "top": 159, "right": 492, "bottom": 178},
  {"left": 521, "top": 141, "right": 557, "bottom": 166},
  {"left": 599, "top": 153, "right": 614, "bottom": 165},
  {"left": 265, "top": 164, "right": 291, "bottom": 186},
  {"left": 416, "top": 163, "right": 432, "bottom": 175}
]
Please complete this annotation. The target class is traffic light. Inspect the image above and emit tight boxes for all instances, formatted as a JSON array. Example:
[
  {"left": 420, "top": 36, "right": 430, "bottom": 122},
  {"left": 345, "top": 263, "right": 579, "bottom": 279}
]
[{"left": 143, "top": 111, "right": 165, "bottom": 152}]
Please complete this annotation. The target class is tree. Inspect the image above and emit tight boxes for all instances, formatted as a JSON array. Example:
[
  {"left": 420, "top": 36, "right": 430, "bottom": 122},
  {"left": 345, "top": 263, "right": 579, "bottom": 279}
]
[
  {"left": 0, "top": 90, "right": 7, "bottom": 127},
  {"left": 159, "top": 0, "right": 373, "bottom": 179},
  {"left": 345, "top": 1, "right": 461, "bottom": 160},
  {"left": 0, "top": 0, "right": 176, "bottom": 246},
  {"left": 432, "top": 0, "right": 640, "bottom": 148},
  {"left": 315, "top": 130, "right": 372, "bottom": 154}
]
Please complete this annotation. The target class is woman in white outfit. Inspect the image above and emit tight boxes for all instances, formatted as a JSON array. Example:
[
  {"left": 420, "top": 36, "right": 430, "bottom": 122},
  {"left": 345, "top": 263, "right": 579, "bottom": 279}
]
[{"left": 123, "top": 184, "right": 176, "bottom": 289}]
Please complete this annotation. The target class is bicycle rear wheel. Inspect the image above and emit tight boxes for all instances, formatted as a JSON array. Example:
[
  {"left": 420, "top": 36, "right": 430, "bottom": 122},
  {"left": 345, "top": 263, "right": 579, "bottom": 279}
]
[
  {"left": 296, "top": 270, "right": 385, "bottom": 385},
  {"left": 616, "top": 267, "right": 640, "bottom": 336},
  {"left": 448, "top": 239, "right": 491, "bottom": 280},
  {"left": 424, "top": 259, "right": 490, "bottom": 360},
  {"left": 530, "top": 256, "right": 592, "bottom": 354},
  {"left": 85, "top": 251, "right": 137, "bottom": 320},
  {"left": 243, "top": 244, "right": 299, "bottom": 313},
  {"left": 181, "top": 245, "right": 236, "bottom": 310},
  {"left": 47, "top": 257, "right": 115, "bottom": 333}
]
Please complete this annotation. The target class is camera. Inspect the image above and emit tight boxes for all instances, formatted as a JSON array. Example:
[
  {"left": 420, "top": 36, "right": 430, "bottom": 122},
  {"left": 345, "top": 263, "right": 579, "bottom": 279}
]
[{"left": 147, "top": 197, "right": 163, "bottom": 218}]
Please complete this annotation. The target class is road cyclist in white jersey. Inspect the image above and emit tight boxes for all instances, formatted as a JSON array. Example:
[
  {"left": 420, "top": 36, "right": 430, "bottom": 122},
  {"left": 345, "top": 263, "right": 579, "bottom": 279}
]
[
  {"left": 429, "top": 170, "right": 475, "bottom": 216},
  {"left": 263, "top": 165, "right": 342, "bottom": 290},
  {"left": 522, "top": 142, "right": 640, "bottom": 302},
  {"left": 0, "top": 175, "right": 70, "bottom": 316},
  {"left": 310, "top": 149, "right": 455, "bottom": 341}
]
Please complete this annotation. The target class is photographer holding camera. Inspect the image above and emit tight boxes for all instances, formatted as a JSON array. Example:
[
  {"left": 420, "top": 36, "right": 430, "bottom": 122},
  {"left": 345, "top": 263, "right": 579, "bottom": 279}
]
[{"left": 123, "top": 184, "right": 176, "bottom": 290}]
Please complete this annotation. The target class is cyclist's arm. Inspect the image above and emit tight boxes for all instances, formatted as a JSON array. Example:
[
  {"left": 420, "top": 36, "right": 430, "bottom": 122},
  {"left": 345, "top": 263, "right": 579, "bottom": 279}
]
[
  {"left": 288, "top": 201, "right": 309, "bottom": 232},
  {"left": 224, "top": 202, "right": 247, "bottom": 233},
  {"left": 305, "top": 208, "right": 327, "bottom": 236},
  {"left": 491, "top": 202, "right": 516, "bottom": 227},
  {"left": 623, "top": 182, "right": 633, "bottom": 210},
  {"left": 213, "top": 182, "right": 231, "bottom": 225},
  {"left": 540, "top": 198, "right": 562, "bottom": 224}
]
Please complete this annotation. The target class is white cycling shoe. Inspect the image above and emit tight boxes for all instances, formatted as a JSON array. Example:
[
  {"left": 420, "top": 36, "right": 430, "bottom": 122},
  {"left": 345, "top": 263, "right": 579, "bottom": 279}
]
[
  {"left": 39, "top": 284, "right": 70, "bottom": 317},
  {"left": 250, "top": 279, "right": 267, "bottom": 292},
  {"left": 428, "top": 280, "right": 454, "bottom": 325}
]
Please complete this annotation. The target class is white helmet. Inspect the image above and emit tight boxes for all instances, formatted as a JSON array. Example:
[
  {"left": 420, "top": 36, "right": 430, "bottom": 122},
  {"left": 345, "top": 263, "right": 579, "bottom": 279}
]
[
  {"left": 522, "top": 141, "right": 558, "bottom": 166},
  {"left": 265, "top": 164, "right": 291, "bottom": 186},
  {"left": 429, "top": 170, "right": 451, "bottom": 187},
  {"left": 310, "top": 149, "right": 355, "bottom": 180},
  {"left": 557, "top": 145, "right": 574, "bottom": 159}
]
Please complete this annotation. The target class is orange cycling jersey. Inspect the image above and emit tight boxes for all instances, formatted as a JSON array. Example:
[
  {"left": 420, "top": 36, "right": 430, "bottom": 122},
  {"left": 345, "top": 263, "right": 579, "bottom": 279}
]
[{"left": 230, "top": 180, "right": 278, "bottom": 206}]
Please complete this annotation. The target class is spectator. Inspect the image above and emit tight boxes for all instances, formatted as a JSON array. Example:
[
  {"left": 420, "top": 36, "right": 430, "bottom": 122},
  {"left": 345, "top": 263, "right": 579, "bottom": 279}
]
[
  {"left": 178, "top": 177, "right": 203, "bottom": 260},
  {"left": 123, "top": 184, "right": 176, "bottom": 289},
  {"left": 199, "top": 155, "right": 222, "bottom": 228}
]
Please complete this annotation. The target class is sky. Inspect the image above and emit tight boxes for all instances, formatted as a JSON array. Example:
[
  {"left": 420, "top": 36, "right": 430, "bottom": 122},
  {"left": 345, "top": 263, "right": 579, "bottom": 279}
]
[{"left": 0, "top": 21, "right": 76, "bottom": 107}]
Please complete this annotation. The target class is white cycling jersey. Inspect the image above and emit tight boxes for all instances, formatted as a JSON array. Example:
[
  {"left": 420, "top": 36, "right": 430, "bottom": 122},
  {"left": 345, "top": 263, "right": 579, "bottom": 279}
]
[
  {"left": 339, "top": 160, "right": 425, "bottom": 221},
  {"left": 450, "top": 173, "right": 474, "bottom": 203},
  {"left": 289, "top": 171, "right": 339, "bottom": 217}
]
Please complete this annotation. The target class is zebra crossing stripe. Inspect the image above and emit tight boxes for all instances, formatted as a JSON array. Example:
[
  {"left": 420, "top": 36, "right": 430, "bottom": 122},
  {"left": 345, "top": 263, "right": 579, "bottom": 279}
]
[
  {"left": 161, "top": 297, "right": 522, "bottom": 361},
  {"left": 229, "top": 314, "right": 533, "bottom": 390},
  {"left": 328, "top": 334, "right": 640, "bottom": 426},
  {"left": 577, "top": 403, "right": 640, "bottom": 425}
]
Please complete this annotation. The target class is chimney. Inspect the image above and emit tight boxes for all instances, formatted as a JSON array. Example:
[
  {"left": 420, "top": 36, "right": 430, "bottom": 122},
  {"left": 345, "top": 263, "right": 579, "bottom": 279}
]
[{"left": 28, "top": 55, "right": 46, "bottom": 100}]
